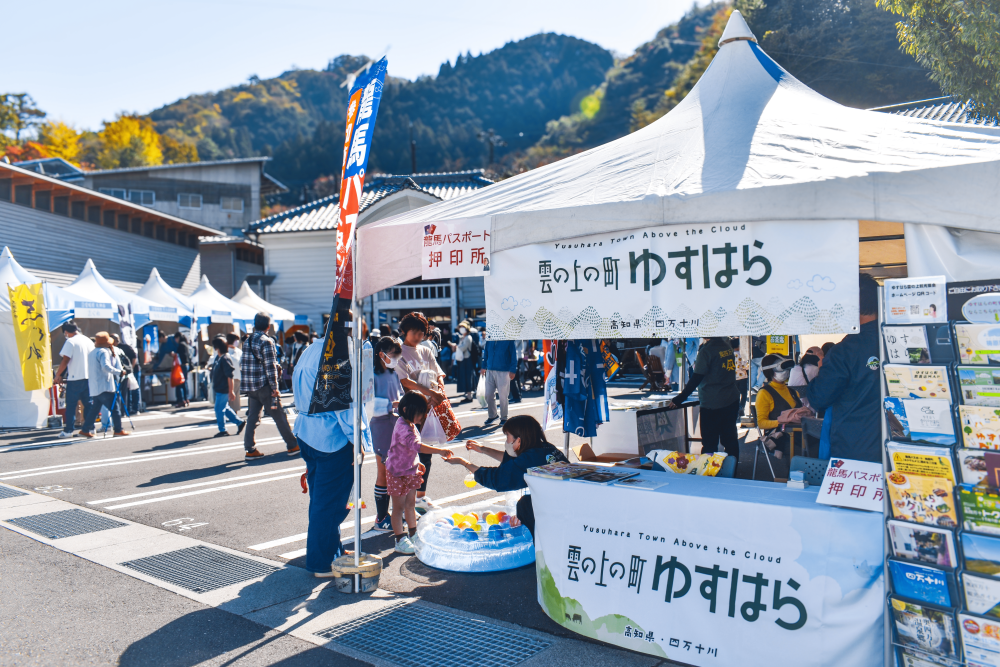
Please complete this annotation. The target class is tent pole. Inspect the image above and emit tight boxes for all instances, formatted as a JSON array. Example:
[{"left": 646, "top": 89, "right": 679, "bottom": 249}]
[
  {"left": 352, "top": 230, "right": 362, "bottom": 591},
  {"left": 564, "top": 431, "right": 570, "bottom": 460}
]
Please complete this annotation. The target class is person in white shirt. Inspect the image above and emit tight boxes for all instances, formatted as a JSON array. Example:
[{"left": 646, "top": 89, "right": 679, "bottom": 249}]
[
  {"left": 54, "top": 321, "right": 95, "bottom": 438},
  {"left": 788, "top": 348, "right": 822, "bottom": 390},
  {"left": 226, "top": 332, "right": 242, "bottom": 415},
  {"left": 80, "top": 332, "right": 129, "bottom": 438}
]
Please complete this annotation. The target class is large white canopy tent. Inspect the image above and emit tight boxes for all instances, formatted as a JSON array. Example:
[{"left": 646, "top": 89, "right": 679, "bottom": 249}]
[
  {"left": 187, "top": 276, "right": 258, "bottom": 330},
  {"left": 62, "top": 259, "right": 166, "bottom": 329},
  {"left": 136, "top": 268, "right": 195, "bottom": 325},
  {"left": 357, "top": 11, "right": 1000, "bottom": 300},
  {"left": 232, "top": 280, "right": 299, "bottom": 330}
]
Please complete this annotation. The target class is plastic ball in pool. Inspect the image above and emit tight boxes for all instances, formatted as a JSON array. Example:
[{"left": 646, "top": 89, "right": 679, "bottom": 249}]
[{"left": 413, "top": 503, "right": 534, "bottom": 572}]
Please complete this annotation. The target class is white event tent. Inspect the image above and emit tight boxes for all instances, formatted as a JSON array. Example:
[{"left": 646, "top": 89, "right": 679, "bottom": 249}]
[
  {"left": 232, "top": 281, "right": 299, "bottom": 330},
  {"left": 357, "top": 11, "right": 1000, "bottom": 299},
  {"left": 136, "top": 268, "right": 195, "bottom": 326},
  {"left": 0, "top": 247, "right": 75, "bottom": 329},
  {"left": 187, "top": 276, "right": 258, "bottom": 330},
  {"left": 61, "top": 259, "right": 166, "bottom": 329}
]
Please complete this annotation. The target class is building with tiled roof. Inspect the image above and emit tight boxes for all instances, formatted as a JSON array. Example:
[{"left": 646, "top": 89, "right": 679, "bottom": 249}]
[
  {"left": 245, "top": 170, "right": 494, "bottom": 331},
  {"left": 870, "top": 96, "right": 1000, "bottom": 128}
]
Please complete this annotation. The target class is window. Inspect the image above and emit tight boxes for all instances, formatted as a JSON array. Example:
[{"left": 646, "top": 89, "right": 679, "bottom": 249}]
[
  {"left": 87, "top": 205, "right": 101, "bottom": 223},
  {"left": 103, "top": 210, "right": 116, "bottom": 227},
  {"left": 178, "top": 231, "right": 187, "bottom": 246},
  {"left": 54, "top": 196, "right": 69, "bottom": 215},
  {"left": 167, "top": 228, "right": 176, "bottom": 244},
  {"left": 71, "top": 201, "right": 85, "bottom": 220},
  {"left": 178, "top": 193, "right": 202, "bottom": 209},
  {"left": 155, "top": 225, "right": 165, "bottom": 241},
  {"left": 131, "top": 217, "right": 142, "bottom": 234},
  {"left": 0, "top": 180, "right": 11, "bottom": 201},
  {"left": 220, "top": 196, "right": 244, "bottom": 212},
  {"left": 143, "top": 221, "right": 154, "bottom": 238},
  {"left": 117, "top": 214, "right": 129, "bottom": 231},
  {"left": 99, "top": 188, "right": 127, "bottom": 200},
  {"left": 34, "top": 190, "right": 51, "bottom": 212},
  {"left": 14, "top": 184, "right": 33, "bottom": 206},
  {"left": 129, "top": 190, "right": 155, "bottom": 206}
]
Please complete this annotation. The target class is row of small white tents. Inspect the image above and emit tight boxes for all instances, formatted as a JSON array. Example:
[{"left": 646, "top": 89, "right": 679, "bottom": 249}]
[{"left": 1, "top": 245, "right": 300, "bottom": 428}]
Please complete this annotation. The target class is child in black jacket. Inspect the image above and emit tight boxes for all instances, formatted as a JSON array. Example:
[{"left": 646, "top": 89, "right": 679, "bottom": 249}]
[{"left": 445, "top": 415, "right": 566, "bottom": 536}]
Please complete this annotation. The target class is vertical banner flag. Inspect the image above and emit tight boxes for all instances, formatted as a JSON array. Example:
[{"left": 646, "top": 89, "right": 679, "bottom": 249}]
[
  {"left": 308, "top": 57, "right": 387, "bottom": 415},
  {"left": 335, "top": 56, "right": 388, "bottom": 302},
  {"left": 8, "top": 282, "right": 52, "bottom": 391}
]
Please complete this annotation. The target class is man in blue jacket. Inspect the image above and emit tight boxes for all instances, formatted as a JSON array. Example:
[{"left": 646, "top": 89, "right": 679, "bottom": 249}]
[
  {"left": 807, "top": 274, "right": 882, "bottom": 463},
  {"left": 481, "top": 336, "right": 518, "bottom": 426}
]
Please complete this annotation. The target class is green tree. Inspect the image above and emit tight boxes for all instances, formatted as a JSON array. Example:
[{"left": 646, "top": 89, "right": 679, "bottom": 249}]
[
  {"left": 37, "top": 121, "right": 82, "bottom": 163},
  {"left": 876, "top": 0, "right": 1000, "bottom": 117},
  {"left": 96, "top": 115, "right": 163, "bottom": 169},
  {"left": 161, "top": 133, "right": 199, "bottom": 164},
  {"left": 0, "top": 93, "right": 46, "bottom": 142}
]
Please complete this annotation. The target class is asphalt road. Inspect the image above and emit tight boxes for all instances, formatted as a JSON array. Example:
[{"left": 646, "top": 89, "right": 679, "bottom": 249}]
[{"left": 0, "top": 381, "right": 669, "bottom": 654}]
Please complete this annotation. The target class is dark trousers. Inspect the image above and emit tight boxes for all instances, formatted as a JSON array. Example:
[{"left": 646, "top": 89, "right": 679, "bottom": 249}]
[
  {"left": 244, "top": 384, "right": 297, "bottom": 452},
  {"left": 699, "top": 400, "right": 740, "bottom": 459},
  {"left": 516, "top": 494, "right": 535, "bottom": 538},
  {"left": 299, "top": 437, "right": 354, "bottom": 573},
  {"left": 418, "top": 452, "right": 433, "bottom": 493},
  {"left": 86, "top": 391, "right": 122, "bottom": 433},
  {"left": 509, "top": 376, "right": 521, "bottom": 402},
  {"left": 64, "top": 379, "right": 93, "bottom": 432}
]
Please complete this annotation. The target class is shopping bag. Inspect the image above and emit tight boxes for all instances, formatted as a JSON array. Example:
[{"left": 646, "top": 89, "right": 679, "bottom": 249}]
[
  {"left": 433, "top": 397, "right": 462, "bottom": 441},
  {"left": 476, "top": 374, "right": 487, "bottom": 409},
  {"left": 170, "top": 355, "right": 185, "bottom": 387},
  {"left": 420, "top": 403, "right": 448, "bottom": 444}
]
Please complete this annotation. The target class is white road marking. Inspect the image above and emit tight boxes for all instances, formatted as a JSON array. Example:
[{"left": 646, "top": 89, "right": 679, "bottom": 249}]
[
  {"left": 452, "top": 402, "right": 542, "bottom": 417},
  {"left": 262, "top": 489, "right": 501, "bottom": 557},
  {"left": 0, "top": 423, "right": 229, "bottom": 454},
  {"left": 102, "top": 471, "right": 306, "bottom": 510},
  {"left": 0, "top": 437, "right": 287, "bottom": 480},
  {"left": 87, "top": 465, "right": 307, "bottom": 505}
]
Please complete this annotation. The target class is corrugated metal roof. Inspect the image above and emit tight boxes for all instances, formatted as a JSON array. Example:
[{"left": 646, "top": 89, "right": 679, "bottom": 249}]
[
  {"left": 197, "top": 235, "right": 261, "bottom": 247},
  {"left": 84, "top": 157, "right": 272, "bottom": 177},
  {"left": 870, "top": 97, "right": 1000, "bottom": 127},
  {"left": 248, "top": 170, "right": 493, "bottom": 235}
]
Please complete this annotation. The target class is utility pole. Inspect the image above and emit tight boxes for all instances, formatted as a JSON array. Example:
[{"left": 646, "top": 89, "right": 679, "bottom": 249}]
[
  {"left": 409, "top": 120, "right": 417, "bottom": 174},
  {"left": 477, "top": 128, "right": 507, "bottom": 167}
]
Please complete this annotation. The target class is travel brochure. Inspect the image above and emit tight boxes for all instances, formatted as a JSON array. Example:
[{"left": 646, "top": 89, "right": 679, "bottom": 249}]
[
  {"left": 962, "top": 533, "right": 1000, "bottom": 579},
  {"left": 956, "top": 323, "right": 1000, "bottom": 365},
  {"left": 959, "top": 367, "right": 1000, "bottom": 408},
  {"left": 885, "top": 397, "right": 957, "bottom": 445},
  {"left": 525, "top": 462, "right": 640, "bottom": 485},
  {"left": 962, "top": 405, "right": 1000, "bottom": 449},
  {"left": 884, "top": 364, "right": 953, "bottom": 402},
  {"left": 884, "top": 325, "right": 933, "bottom": 365},
  {"left": 888, "top": 472, "right": 958, "bottom": 528},
  {"left": 890, "top": 596, "right": 960, "bottom": 661},
  {"left": 960, "top": 613, "right": 1000, "bottom": 667},
  {"left": 887, "top": 442, "right": 957, "bottom": 484},
  {"left": 959, "top": 485, "right": 1000, "bottom": 536},
  {"left": 888, "top": 520, "right": 958, "bottom": 569},
  {"left": 959, "top": 449, "right": 990, "bottom": 485},
  {"left": 888, "top": 559, "right": 955, "bottom": 607},
  {"left": 611, "top": 475, "right": 670, "bottom": 491},
  {"left": 964, "top": 572, "right": 1000, "bottom": 619}
]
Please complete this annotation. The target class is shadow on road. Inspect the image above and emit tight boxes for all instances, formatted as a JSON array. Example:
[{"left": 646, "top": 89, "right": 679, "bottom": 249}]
[{"left": 136, "top": 457, "right": 283, "bottom": 488}]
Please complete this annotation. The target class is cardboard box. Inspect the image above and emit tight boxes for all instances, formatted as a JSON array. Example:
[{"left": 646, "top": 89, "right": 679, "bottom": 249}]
[{"left": 572, "top": 442, "right": 634, "bottom": 464}]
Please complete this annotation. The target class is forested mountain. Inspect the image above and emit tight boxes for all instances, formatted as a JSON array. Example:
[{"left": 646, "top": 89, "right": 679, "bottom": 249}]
[{"left": 149, "top": 35, "right": 613, "bottom": 196}]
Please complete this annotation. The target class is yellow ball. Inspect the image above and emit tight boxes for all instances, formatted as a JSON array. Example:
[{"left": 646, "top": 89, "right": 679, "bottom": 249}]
[{"left": 485, "top": 513, "right": 499, "bottom": 525}]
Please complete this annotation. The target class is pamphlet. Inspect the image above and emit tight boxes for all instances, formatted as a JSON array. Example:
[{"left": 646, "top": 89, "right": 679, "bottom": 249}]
[
  {"left": 961, "top": 406, "right": 1000, "bottom": 450},
  {"left": 573, "top": 470, "right": 639, "bottom": 485},
  {"left": 962, "top": 533, "right": 1000, "bottom": 579},
  {"left": 884, "top": 326, "right": 932, "bottom": 364},
  {"left": 884, "top": 398, "right": 956, "bottom": 445},
  {"left": 890, "top": 596, "right": 959, "bottom": 660},
  {"left": 887, "top": 472, "right": 957, "bottom": 527},
  {"left": 964, "top": 572, "right": 1000, "bottom": 619},
  {"left": 897, "top": 647, "right": 963, "bottom": 667},
  {"left": 959, "top": 484, "right": 1000, "bottom": 536},
  {"left": 959, "top": 367, "right": 1000, "bottom": 407},
  {"left": 885, "top": 277, "right": 948, "bottom": 324},
  {"left": 888, "top": 520, "right": 957, "bottom": 568},
  {"left": 956, "top": 323, "right": 1000, "bottom": 365},
  {"left": 960, "top": 613, "right": 1000, "bottom": 667},
  {"left": 526, "top": 463, "right": 600, "bottom": 480},
  {"left": 889, "top": 559, "right": 954, "bottom": 606},
  {"left": 612, "top": 475, "right": 670, "bottom": 491},
  {"left": 884, "top": 364, "right": 953, "bottom": 402},
  {"left": 887, "top": 442, "right": 957, "bottom": 484},
  {"left": 959, "top": 449, "right": 990, "bottom": 485}
]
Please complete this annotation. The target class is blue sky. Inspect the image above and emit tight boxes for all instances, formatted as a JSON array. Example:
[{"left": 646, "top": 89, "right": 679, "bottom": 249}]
[{"left": 4, "top": 0, "right": 693, "bottom": 131}]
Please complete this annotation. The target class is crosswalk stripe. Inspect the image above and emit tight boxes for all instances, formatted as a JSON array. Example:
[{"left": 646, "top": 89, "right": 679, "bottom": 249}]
[
  {"left": 102, "top": 471, "right": 306, "bottom": 510},
  {"left": 87, "top": 465, "right": 307, "bottom": 505},
  {"left": 452, "top": 401, "right": 542, "bottom": 417}
]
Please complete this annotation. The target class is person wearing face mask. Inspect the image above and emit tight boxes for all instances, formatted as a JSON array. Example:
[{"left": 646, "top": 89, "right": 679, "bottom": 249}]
[
  {"left": 453, "top": 321, "right": 476, "bottom": 401},
  {"left": 370, "top": 336, "right": 405, "bottom": 532},
  {"left": 668, "top": 336, "right": 741, "bottom": 458},
  {"left": 755, "top": 354, "right": 802, "bottom": 459},
  {"left": 446, "top": 414, "right": 567, "bottom": 537}
]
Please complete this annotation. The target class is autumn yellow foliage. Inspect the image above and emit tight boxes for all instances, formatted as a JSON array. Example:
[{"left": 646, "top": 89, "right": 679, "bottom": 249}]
[
  {"left": 37, "top": 121, "right": 81, "bottom": 163},
  {"left": 96, "top": 114, "right": 163, "bottom": 168}
]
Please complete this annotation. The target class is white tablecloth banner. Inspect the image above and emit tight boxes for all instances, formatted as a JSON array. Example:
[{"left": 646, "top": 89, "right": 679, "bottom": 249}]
[
  {"left": 528, "top": 473, "right": 884, "bottom": 666},
  {"left": 486, "top": 220, "right": 859, "bottom": 339}
]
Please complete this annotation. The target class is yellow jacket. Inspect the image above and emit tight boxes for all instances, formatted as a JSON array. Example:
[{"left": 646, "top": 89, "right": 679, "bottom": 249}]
[{"left": 755, "top": 381, "right": 799, "bottom": 430}]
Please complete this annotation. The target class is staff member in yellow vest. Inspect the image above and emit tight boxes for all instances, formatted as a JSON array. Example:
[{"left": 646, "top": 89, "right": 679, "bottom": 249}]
[
  {"left": 668, "top": 337, "right": 740, "bottom": 458},
  {"left": 755, "top": 354, "right": 801, "bottom": 459}
]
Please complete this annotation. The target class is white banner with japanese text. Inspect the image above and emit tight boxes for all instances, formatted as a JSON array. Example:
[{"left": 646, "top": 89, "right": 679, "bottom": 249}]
[
  {"left": 421, "top": 216, "right": 491, "bottom": 279},
  {"left": 485, "top": 220, "right": 859, "bottom": 339},
  {"left": 528, "top": 474, "right": 884, "bottom": 666}
]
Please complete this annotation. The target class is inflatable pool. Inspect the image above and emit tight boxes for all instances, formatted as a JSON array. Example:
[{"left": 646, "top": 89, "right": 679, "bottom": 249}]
[{"left": 413, "top": 503, "right": 534, "bottom": 572}]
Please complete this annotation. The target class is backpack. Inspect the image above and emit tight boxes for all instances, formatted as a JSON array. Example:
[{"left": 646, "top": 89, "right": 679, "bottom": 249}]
[{"left": 468, "top": 335, "right": 481, "bottom": 365}]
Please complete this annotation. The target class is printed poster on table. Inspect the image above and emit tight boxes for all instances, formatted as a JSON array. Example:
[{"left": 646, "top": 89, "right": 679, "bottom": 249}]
[
  {"left": 421, "top": 217, "right": 491, "bottom": 279},
  {"left": 817, "top": 458, "right": 885, "bottom": 511},
  {"left": 884, "top": 276, "right": 947, "bottom": 324},
  {"left": 485, "top": 220, "right": 860, "bottom": 339},
  {"left": 527, "top": 476, "right": 885, "bottom": 667}
]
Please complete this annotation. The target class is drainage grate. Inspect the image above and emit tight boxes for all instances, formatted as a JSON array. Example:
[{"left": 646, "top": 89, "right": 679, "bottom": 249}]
[
  {"left": 4, "top": 508, "right": 128, "bottom": 539},
  {"left": 0, "top": 485, "right": 28, "bottom": 500},
  {"left": 315, "top": 601, "right": 552, "bottom": 667},
  {"left": 120, "top": 545, "right": 278, "bottom": 593}
]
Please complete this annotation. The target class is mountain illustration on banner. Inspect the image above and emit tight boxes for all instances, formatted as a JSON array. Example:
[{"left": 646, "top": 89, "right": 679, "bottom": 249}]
[{"left": 488, "top": 295, "right": 855, "bottom": 340}]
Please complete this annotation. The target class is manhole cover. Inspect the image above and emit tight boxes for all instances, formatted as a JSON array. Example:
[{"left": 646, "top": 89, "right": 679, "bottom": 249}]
[
  {"left": 120, "top": 545, "right": 278, "bottom": 593},
  {"left": 4, "top": 508, "right": 127, "bottom": 539},
  {"left": 0, "top": 485, "right": 28, "bottom": 500},
  {"left": 315, "top": 601, "right": 551, "bottom": 667}
]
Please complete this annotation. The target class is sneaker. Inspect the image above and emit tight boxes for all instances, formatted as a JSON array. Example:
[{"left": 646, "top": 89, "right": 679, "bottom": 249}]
[
  {"left": 314, "top": 571, "right": 337, "bottom": 578},
  {"left": 414, "top": 496, "right": 438, "bottom": 511},
  {"left": 245, "top": 449, "right": 264, "bottom": 459},
  {"left": 484, "top": 416, "right": 499, "bottom": 426},
  {"left": 373, "top": 515, "right": 393, "bottom": 533},
  {"left": 286, "top": 445, "right": 300, "bottom": 456},
  {"left": 236, "top": 420, "right": 247, "bottom": 436},
  {"left": 499, "top": 418, "right": 507, "bottom": 426},
  {"left": 59, "top": 431, "right": 73, "bottom": 438},
  {"left": 394, "top": 535, "right": 416, "bottom": 555},
  {"left": 213, "top": 431, "right": 229, "bottom": 438}
]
